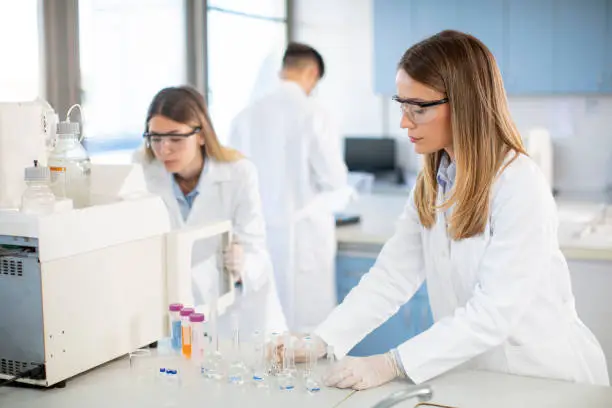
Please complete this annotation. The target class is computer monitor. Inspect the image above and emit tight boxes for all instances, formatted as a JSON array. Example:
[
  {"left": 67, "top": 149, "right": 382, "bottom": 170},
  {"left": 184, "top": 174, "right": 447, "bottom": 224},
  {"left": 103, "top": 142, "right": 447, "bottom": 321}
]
[{"left": 344, "top": 137, "right": 396, "bottom": 174}]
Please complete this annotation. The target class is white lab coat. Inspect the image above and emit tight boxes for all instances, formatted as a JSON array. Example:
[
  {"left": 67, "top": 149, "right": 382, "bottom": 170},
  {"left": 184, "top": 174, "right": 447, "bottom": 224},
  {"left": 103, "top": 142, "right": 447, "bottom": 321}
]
[
  {"left": 136, "top": 152, "right": 288, "bottom": 337},
  {"left": 315, "top": 154, "right": 609, "bottom": 386},
  {"left": 229, "top": 80, "right": 350, "bottom": 332}
]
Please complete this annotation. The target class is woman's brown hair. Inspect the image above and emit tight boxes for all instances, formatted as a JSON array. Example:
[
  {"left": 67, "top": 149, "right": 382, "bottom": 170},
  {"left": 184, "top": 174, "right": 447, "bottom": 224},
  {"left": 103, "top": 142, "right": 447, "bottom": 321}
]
[
  {"left": 143, "top": 85, "right": 242, "bottom": 162},
  {"left": 400, "top": 30, "right": 527, "bottom": 239}
]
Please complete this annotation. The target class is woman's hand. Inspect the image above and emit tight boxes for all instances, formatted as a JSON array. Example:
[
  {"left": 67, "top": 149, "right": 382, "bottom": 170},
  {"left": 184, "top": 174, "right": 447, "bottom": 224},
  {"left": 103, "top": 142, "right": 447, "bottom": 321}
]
[
  {"left": 323, "top": 353, "right": 404, "bottom": 390},
  {"left": 223, "top": 239, "right": 244, "bottom": 283}
]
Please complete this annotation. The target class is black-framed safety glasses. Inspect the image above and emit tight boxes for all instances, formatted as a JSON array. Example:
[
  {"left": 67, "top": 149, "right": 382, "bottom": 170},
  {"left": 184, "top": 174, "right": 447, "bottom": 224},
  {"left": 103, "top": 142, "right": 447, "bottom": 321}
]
[
  {"left": 143, "top": 126, "right": 202, "bottom": 140},
  {"left": 391, "top": 96, "right": 449, "bottom": 124}
]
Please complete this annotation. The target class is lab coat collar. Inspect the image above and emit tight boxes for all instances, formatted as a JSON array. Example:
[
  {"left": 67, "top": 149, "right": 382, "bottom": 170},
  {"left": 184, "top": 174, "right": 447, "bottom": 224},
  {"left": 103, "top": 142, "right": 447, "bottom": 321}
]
[
  {"left": 201, "top": 157, "right": 231, "bottom": 183},
  {"left": 279, "top": 79, "right": 308, "bottom": 97}
]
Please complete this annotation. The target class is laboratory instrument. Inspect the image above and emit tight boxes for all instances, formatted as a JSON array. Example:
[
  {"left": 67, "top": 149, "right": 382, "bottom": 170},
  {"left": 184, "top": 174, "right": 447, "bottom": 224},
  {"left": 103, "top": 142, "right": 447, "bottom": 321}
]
[
  {"left": 0, "top": 162, "right": 236, "bottom": 387},
  {"left": 180, "top": 307, "right": 195, "bottom": 359},
  {"left": 0, "top": 99, "right": 57, "bottom": 209},
  {"left": 168, "top": 303, "right": 183, "bottom": 352},
  {"left": 190, "top": 313, "right": 206, "bottom": 365},
  {"left": 20, "top": 160, "right": 55, "bottom": 215},
  {"left": 47, "top": 104, "right": 91, "bottom": 208}
]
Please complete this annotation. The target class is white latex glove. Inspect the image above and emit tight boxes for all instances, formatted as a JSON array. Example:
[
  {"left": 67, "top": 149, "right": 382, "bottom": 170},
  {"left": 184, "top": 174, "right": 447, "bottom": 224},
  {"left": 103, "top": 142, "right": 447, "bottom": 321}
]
[
  {"left": 223, "top": 239, "right": 243, "bottom": 283},
  {"left": 323, "top": 353, "right": 404, "bottom": 390}
]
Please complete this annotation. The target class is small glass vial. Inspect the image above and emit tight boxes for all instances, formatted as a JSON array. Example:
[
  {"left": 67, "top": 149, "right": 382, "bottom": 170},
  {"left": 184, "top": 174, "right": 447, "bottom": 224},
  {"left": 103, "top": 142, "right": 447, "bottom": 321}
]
[
  {"left": 190, "top": 313, "right": 206, "bottom": 367},
  {"left": 168, "top": 303, "right": 183, "bottom": 352},
  {"left": 180, "top": 307, "right": 194, "bottom": 359},
  {"left": 20, "top": 160, "right": 55, "bottom": 215}
]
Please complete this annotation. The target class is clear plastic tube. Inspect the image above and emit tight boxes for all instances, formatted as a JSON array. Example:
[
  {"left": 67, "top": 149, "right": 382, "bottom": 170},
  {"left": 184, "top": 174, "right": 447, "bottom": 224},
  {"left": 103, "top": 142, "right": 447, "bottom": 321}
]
[{"left": 190, "top": 314, "right": 206, "bottom": 368}]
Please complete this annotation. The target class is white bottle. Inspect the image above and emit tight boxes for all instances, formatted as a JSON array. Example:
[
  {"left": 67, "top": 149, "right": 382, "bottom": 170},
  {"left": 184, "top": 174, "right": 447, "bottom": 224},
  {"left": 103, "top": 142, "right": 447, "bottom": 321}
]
[
  {"left": 47, "top": 120, "right": 91, "bottom": 208},
  {"left": 20, "top": 160, "right": 55, "bottom": 215}
]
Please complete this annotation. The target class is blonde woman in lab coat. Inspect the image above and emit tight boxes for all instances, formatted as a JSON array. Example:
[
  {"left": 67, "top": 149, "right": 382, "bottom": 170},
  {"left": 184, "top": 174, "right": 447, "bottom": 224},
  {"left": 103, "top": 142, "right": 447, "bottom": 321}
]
[
  {"left": 134, "top": 86, "right": 287, "bottom": 336},
  {"left": 287, "top": 30, "right": 609, "bottom": 389}
]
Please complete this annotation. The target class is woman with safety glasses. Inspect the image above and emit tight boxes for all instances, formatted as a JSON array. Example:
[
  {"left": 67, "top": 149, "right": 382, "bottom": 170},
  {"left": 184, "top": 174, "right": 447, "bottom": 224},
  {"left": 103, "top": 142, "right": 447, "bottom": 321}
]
[
  {"left": 280, "top": 30, "right": 608, "bottom": 389},
  {"left": 134, "top": 85, "right": 287, "bottom": 337}
]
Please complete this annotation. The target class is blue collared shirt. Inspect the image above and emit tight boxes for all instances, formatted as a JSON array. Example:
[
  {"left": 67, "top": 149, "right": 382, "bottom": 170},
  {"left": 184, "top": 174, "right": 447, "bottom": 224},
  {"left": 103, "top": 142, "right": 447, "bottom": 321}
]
[
  {"left": 436, "top": 152, "right": 456, "bottom": 195},
  {"left": 171, "top": 161, "right": 209, "bottom": 221}
]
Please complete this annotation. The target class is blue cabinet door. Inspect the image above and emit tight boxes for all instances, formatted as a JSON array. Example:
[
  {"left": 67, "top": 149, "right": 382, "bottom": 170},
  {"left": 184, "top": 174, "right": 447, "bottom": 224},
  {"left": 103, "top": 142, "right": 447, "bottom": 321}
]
[
  {"left": 506, "top": 0, "right": 555, "bottom": 94},
  {"left": 335, "top": 254, "right": 434, "bottom": 357},
  {"left": 408, "top": 0, "right": 461, "bottom": 43},
  {"left": 454, "top": 0, "right": 505, "bottom": 77},
  {"left": 373, "top": 0, "right": 412, "bottom": 95},
  {"left": 605, "top": 0, "right": 612, "bottom": 92},
  {"left": 552, "top": 0, "right": 608, "bottom": 93}
]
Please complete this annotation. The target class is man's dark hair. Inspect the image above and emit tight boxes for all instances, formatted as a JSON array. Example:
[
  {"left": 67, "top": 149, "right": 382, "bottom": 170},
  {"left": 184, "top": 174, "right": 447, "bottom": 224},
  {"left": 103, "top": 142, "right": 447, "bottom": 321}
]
[{"left": 282, "top": 42, "right": 325, "bottom": 79}]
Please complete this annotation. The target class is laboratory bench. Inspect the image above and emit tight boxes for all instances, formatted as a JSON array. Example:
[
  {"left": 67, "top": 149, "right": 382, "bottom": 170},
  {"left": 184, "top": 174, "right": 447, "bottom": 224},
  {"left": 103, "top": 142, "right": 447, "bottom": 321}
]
[
  {"left": 3, "top": 347, "right": 611, "bottom": 408},
  {"left": 335, "top": 193, "right": 612, "bottom": 381}
]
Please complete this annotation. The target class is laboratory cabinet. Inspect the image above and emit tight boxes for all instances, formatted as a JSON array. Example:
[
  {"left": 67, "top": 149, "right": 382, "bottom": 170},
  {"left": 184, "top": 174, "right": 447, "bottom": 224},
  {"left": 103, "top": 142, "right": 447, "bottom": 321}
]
[
  {"left": 373, "top": 0, "right": 612, "bottom": 95},
  {"left": 335, "top": 252, "right": 433, "bottom": 356}
]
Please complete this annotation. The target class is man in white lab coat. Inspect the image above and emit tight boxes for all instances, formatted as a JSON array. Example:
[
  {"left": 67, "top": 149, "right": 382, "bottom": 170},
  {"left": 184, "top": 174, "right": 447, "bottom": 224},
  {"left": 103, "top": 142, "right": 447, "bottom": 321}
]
[{"left": 229, "top": 42, "right": 349, "bottom": 332}]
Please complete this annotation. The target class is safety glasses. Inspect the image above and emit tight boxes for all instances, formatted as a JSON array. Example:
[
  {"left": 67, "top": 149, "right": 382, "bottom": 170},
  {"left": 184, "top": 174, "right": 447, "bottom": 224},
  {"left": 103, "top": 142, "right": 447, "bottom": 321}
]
[
  {"left": 392, "top": 96, "right": 449, "bottom": 125},
  {"left": 143, "top": 127, "right": 201, "bottom": 150}
]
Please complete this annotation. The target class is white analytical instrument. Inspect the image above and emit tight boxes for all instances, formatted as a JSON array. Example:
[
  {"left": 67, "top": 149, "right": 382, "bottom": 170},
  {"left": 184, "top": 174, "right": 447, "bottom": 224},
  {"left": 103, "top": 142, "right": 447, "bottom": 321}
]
[{"left": 0, "top": 100, "right": 235, "bottom": 387}]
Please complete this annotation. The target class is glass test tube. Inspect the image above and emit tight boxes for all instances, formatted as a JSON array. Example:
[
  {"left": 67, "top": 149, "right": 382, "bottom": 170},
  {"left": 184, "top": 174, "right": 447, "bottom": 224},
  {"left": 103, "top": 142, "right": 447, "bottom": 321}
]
[
  {"left": 251, "top": 330, "right": 268, "bottom": 387},
  {"left": 268, "top": 331, "right": 282, "bottom": 376},
  {"left": 227, "top": 313, "right": 247, "bottom": 385},
  {"left": 303, "top": 336, "right": 321, "bottom": 393},
  {"left": 278, "top": 333, "right": 297, "bottom": 391}
]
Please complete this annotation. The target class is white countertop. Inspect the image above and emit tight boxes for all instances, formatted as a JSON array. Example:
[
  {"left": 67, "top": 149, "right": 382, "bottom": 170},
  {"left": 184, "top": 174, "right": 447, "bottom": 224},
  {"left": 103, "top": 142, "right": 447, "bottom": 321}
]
[
  {"left": 1, "top": 346, "right": 354, "bottom": 408},
  {"left": 345, "top": 370, "right": 612, "bottom": 408},
  {"left": 337, "top": 194, "right": 612, "bottom": 260},
  {"left": 4, "top": 350, "right": 611, "bottom": 408}
]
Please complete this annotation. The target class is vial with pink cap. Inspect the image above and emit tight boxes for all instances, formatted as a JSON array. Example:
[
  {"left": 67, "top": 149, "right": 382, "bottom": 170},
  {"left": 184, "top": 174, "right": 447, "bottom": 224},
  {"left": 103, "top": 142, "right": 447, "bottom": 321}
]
[{"left": 168, "top": 303, "right": 183, "bottom": 352}]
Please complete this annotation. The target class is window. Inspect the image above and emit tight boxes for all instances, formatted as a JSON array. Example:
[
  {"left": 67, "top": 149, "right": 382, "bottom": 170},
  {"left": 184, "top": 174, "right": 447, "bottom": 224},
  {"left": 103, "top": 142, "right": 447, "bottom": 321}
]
[
  {"left": 0, "top": 0, "right": 41, "bottom": 101},
  {"left": 79, "top": 0, "right": 187, "bottom": 150},
  {"left": 206, "top": 3, "right": 287, "bottom": 143}
]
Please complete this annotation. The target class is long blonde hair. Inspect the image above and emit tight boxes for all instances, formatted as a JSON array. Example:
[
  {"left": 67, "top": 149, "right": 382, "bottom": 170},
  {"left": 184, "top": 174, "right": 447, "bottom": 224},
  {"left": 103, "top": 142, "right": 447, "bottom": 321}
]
[
  {"left": 144, "top": 85, "right": 242, "bottom": 162},
  {"left": 401, "top": 30, "right": 527, "bottom": 240}
]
